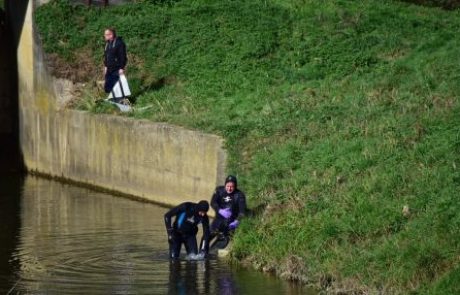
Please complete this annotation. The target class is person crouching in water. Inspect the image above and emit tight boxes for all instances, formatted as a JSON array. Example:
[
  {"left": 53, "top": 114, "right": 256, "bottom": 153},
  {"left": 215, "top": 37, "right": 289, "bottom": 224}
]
[
  {"left": 164, "top": 200, "right": 210, "bottom": 259},
  {"left": 211, "top": 175, "right": 246, "bottom": 239}
]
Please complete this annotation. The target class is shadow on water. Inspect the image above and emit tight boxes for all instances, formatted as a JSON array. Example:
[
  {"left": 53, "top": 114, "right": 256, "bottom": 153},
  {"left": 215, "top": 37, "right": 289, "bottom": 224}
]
[
  {"left": 0, "top": 176, "right": 313, "bottom": 294},
  {"left": 0, "top": 4, "right": 25, "bottom": 291},
  {"left": 0, "top": 175, "right": 23, "bottom": 294}
]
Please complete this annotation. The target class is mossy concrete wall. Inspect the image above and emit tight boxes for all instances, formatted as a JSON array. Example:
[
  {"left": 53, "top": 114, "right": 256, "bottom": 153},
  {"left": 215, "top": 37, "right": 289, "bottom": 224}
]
[{"left": 7, "top": 0, "right": 227, "bottom": 206}]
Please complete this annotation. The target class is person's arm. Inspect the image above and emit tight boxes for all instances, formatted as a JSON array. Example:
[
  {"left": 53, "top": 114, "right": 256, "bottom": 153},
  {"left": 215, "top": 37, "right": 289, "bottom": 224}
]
[
  {"left": 164, "top": 203, "right": 185, "bottom": 231},
  {"left": 200, "top": 216, "right": 210, "bottom": 254},
  {"left": 228, "top": 191, "right": 246, "bottom": 230},
  {"left": 118, "top": 40, "right": 127, "bottom": 72}
]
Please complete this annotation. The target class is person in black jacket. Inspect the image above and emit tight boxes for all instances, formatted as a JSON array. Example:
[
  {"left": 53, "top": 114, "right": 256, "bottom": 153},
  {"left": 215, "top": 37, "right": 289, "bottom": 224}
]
[
  {"left": 103, "top": 27, "right": 127, "bottom": 93},
  {"left": 210, "top": 175, "right": 246, "bottom": 237},
  {"left": 164, "top": 200, "right": 210, "bottom": 259}
]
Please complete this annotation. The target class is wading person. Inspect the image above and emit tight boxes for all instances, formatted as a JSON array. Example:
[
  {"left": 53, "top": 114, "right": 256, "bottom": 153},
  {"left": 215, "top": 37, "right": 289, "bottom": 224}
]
[
  {"left": 164, "top": 200, "right": 210, "bottom": 259},
  {"left": 210, "top": 175, "right": 246, "bottom": 239},
  {"left": 103, "top": 27, "right": 127, "bottom": 94}
]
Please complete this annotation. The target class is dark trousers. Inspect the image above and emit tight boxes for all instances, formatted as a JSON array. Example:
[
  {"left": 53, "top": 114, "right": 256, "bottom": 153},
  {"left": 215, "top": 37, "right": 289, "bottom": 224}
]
[
  {"left": 104, "top": 71, "right": 119, "bottom": 94},
  {"left": 169, "top": 232, "right": 198, "bottom": 259},
  {"left": 211, "top": 217, "right": 231, "bottom": 236},
  {"left": 199, "top": 217, "right": 231, "bottom": 252}
]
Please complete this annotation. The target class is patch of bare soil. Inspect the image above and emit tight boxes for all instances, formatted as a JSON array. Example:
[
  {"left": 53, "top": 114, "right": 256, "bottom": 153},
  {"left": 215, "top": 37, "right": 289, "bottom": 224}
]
[
  {"left": 45, "top": 48, "right": 103, "bottom": 108},
  {"left": 45, "top": 49, "right": 99, "bottom": 83}
]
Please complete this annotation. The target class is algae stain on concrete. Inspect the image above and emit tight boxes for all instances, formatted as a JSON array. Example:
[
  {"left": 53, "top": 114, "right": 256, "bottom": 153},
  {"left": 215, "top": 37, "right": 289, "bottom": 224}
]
[{"left": 36, "top": 89, "right": 52, "bottom": 114}]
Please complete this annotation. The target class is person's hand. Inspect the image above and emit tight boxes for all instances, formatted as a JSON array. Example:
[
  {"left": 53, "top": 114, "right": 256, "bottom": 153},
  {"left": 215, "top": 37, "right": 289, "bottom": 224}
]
[
  {"left": 103, "top": 66, "right": 107, "bottom": 76},
  {"left": 167, "top": 228, "right": 174, "bottom": 242},
  {"left": 229, "top": 220, "right": 239, "bottom": 230},
  {"left": 119, "top": 68, "right": 125, "bottom": 75},
  {"left": 218, "top": 208, "right": 232, "bottom": 219}
]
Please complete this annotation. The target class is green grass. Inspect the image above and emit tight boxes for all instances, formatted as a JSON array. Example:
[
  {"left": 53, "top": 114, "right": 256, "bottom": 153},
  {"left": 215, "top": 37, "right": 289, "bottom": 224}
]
[{"left": 36, "top": 0, "right": 460, "bottom": 293}]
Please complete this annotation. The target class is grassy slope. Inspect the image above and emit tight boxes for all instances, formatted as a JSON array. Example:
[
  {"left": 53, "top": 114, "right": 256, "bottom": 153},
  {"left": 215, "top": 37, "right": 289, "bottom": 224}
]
[{"left": 36, "top": 0, "right": 460, "bottom": 293}]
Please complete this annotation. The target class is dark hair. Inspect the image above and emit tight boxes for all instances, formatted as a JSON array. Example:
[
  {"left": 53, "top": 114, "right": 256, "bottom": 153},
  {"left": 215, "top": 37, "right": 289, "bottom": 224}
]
[
  {"left": 105, "top": 27, "right": 117, "bottom": 38},
  {"left": 225, "top": 175, "right": 237, "bottom": 187},
  {"left": 196, "top": 200, "right": 209, "bottom": 212}
]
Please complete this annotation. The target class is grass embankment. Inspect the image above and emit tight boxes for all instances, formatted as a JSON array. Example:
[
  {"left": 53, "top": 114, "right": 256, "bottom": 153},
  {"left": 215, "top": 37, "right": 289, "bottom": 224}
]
[{"left": 36, "top": 0, "right": 460, "bottom": 293}]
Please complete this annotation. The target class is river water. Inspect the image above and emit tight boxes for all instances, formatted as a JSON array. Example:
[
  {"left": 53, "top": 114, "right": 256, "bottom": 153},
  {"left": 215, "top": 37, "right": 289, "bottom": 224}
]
[{"left": 0, "top": 175, "right": 313, "bottom": 294}]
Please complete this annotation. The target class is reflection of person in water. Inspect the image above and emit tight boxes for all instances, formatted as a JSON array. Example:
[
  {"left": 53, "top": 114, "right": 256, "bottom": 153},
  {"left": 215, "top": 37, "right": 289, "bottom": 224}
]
[
  {"left": 167, "top": 260, "right": 210, "bottom": 295},
  {"left": 216, "top": 273, "right": 240, "bottom": 295}
]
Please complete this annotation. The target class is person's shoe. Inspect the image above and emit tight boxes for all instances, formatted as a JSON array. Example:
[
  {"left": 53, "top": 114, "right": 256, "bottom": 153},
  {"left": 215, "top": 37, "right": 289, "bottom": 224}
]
[{"left": 120, "top": 98, "right": 131, "bottom": 106}]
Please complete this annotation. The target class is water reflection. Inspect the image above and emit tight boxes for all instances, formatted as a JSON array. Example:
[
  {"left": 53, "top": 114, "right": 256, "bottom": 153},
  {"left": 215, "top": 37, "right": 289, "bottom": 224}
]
[
  {"left": 168, "top": 260, "right": 210, "bottom": 295},
  {"left": 1, "top": 176, "right": 311, "bottom": 294}
]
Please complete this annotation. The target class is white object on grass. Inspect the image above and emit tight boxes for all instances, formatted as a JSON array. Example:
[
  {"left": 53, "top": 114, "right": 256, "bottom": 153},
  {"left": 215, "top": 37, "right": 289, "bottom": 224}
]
[{"left": 105, "top": 99, "right": 132, "bottom": 112}]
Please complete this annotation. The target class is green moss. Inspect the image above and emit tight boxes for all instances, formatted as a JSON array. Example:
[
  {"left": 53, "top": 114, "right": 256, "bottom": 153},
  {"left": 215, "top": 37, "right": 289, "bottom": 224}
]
[{"left": 36, "top": 0, "right": 460, "bottom": 293}]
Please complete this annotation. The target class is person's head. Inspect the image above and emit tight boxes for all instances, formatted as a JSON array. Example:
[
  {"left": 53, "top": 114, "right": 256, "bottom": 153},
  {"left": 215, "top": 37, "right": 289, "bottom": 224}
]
[
  {"left": 225, "top": 175, "right": 237, "bottom": 194},
  {"left": 104, "top": 27, "right": 116, "bottom": 42},
  {"left": 196, "top": 200, "right": 209, "bottom": 217}
]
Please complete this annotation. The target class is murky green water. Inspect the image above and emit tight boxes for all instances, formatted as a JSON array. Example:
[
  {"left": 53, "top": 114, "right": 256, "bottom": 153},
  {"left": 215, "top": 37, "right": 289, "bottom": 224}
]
[{"left": 0, "top": 175, "right": 313, "bottom": 294}]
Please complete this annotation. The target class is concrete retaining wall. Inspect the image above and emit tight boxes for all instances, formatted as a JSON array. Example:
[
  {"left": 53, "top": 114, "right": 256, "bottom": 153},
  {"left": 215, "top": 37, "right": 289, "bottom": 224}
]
[{"left": 7, "top": 0, "right": 227, "bottom": 206}]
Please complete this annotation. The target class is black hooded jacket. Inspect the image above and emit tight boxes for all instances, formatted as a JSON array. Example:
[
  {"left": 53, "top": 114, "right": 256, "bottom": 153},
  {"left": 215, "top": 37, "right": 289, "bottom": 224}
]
[
  {"left": 164, "top": 202, "right": 210, "bottom": 240},
  {"left": 104, "top": 37, "right": 127, "bottom": 73}
]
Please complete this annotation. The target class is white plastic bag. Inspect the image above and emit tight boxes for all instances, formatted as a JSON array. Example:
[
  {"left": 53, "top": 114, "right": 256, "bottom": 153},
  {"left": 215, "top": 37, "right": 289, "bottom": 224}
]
[{"left": 108, "top": 74, "right": 131, "bottom": 99}]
